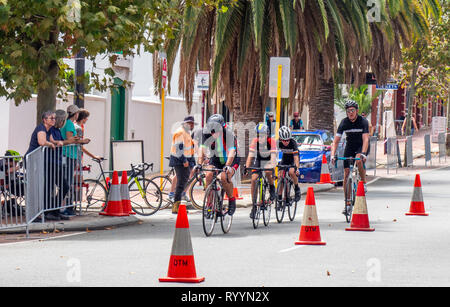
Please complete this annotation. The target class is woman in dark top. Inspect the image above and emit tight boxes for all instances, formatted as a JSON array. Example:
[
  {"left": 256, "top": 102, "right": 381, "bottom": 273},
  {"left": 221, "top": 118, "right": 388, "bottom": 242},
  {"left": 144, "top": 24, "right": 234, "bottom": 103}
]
[{"left": 25, "top": 110, "right": 63, "bottom": 156}]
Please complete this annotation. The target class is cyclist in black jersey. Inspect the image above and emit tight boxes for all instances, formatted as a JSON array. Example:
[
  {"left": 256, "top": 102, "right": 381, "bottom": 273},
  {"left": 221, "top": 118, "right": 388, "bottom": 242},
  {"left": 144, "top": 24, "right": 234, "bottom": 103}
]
[{"left": 331, "top": 100, "right": 370, "bottom": 207}]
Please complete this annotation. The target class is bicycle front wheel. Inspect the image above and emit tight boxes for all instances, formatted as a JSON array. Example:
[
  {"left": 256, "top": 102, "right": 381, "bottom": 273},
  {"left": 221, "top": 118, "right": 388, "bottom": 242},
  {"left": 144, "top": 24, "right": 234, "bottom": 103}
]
[
  {"left": 275, "top": 180, "right": 286, "bottom": 223},
  {"left": 129, "top": 178, "right": 162, "bottom": 216},
  {"left": 82, "top": 179, "right": 107, "bottom": 212},
  {"left": 251, "top": 179, "right": 262, "bottom": 229},
  {"left": 220, "top": 190, "right": 233, "bottom": 234},
  {"left": 287, "top": 182, "right": 298, "bottom": 222},
  {"left": 345, "top": 177, "right": 355, "bottom": 223},
  {"left": 262, "top": 183, "right": 271, "bottom": 227},
  {"left": 202, "top": 185, "right": 218, "bottom": 236}
]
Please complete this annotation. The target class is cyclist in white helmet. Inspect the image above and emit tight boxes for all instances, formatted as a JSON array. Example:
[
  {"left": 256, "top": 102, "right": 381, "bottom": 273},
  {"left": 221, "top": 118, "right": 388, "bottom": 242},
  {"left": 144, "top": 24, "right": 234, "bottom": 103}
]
[{"left": 278, "top": 126, "right": 301, "bottom": 202}]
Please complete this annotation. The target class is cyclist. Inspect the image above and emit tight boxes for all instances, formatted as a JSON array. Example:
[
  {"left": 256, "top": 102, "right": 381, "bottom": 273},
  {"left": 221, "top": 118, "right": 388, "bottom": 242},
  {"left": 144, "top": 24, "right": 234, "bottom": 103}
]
[
  {"left": 244, "top": 123, "right": 277, "bottom": 218},
  {"left": 277, "top": 126, "right": 301, "bottom": 203},
  {"left": 196, "top": 114, "right": 240, "bottom": 216},
  {"left": 330, "top": 99, "right": 370, "bottom": 213}
]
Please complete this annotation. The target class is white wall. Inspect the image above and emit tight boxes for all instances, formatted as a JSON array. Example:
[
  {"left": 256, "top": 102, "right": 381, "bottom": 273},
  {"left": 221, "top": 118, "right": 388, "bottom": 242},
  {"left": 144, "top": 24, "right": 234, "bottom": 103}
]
[{"left": 0, "top": 98, "right": 11, "bottom": 155}]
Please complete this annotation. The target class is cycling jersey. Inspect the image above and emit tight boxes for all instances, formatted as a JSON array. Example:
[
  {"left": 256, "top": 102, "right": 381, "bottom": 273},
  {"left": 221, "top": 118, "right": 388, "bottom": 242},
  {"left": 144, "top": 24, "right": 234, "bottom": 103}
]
[
  {"left": 249, "top": 137, "right": 277, "bottom": 161},
  {"left": 336, "top": 115, "right": 370, "bottom": 168},
  {"left": 278, "top": 139, "right": 299, "bottom": 166},
  {"left": 201, "top": 126, "right": 240, "bottom": 169}
]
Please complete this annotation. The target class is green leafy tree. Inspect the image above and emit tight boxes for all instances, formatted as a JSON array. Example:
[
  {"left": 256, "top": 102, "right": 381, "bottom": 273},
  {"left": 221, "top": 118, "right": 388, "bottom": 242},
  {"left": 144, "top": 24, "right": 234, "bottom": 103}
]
[
  {"left": 396, "top": 0, "right": 447, "bottom": 159},
  {"left": 0, "top": 0, "right": 231, "bottom": 124},
  {"left": 335, "top": 84, "right": 380, "bottom": 116}
]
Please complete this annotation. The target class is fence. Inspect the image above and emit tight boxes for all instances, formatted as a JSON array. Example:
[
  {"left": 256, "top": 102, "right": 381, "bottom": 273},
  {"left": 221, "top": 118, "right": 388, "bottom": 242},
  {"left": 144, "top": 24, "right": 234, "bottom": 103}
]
[
  {"left": 0, "top": 154, "right": 27, "bottom": 231},
  {"left": 386, "top": 137, "right": 399, "bottom": 174},
  {"left": 0, "top": 145, "right": 82, "bottom": 236},
  {"left": 438, "top": 132, "right": 446, "bottom": 163},
  {"left": 366, "top": 136, "right": 377, "bottom": 176}
]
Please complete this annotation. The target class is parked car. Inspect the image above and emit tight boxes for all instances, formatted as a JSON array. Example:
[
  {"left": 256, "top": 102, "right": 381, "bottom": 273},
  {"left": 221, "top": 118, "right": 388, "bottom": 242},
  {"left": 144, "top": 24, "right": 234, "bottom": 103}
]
[{"left": 278, "top": 130, "right": 346, "bottom": 184}]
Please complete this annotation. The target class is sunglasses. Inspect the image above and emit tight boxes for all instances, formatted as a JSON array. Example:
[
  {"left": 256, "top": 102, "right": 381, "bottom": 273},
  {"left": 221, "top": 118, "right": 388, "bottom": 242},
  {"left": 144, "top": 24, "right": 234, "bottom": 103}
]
[
  {"left": 346, "top": 109, "right": 357, "bottom": 114},
  {"left": 46, "top": 117, "right": 56, "bottom": 120}
]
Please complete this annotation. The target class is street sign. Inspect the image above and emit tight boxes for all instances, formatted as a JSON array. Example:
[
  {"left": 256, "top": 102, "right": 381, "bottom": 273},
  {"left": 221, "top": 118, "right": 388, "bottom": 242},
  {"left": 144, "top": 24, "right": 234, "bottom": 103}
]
[
  {"left": 269, "top": 57, "right": 290, "bottom": 98},
  {"left": 196, "top": 71, "right": 210, "bottom": 90},
  {"left": 161, "top": 55, "right": 168, "bottom": 90},
  {"left": 431, "top": 116, "right": 447, "bottom": 143},
  {"left": 376, "top": 83, "right": 398, "bottom": 90}
]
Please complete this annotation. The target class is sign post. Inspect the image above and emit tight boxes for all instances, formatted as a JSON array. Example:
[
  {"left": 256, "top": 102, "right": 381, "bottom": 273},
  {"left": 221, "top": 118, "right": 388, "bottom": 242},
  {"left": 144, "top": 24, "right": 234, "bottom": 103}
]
[
  {"left": 160, "top": 53, "right": 167, "bottom": 183},
  {"left": 196, "top": 71, "right": 210, "bottom": 127},
  {"left": 269, "top": 57, "right": 290, "bottom": 186}
]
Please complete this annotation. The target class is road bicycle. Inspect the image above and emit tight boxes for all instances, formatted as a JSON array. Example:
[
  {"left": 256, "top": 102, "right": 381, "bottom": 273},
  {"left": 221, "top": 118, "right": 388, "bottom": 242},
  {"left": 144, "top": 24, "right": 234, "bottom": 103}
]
[
  {"left": 336, "top": 157, "right": 361, "bottom": 223},
  {"left": 150, "top": 158, "right": 207, "bottom": 210},
  {"left": 200, "top": 167, "right": 233, "bottom": 236},
  {"left": 274, "top": 165, "right": 299, "bottom": 223},
  {"left": 82, "top": 159, "right": 162, "bottom": 216},
  {"left": 246, "top": 167, "right": 275, "bottom": 229}
]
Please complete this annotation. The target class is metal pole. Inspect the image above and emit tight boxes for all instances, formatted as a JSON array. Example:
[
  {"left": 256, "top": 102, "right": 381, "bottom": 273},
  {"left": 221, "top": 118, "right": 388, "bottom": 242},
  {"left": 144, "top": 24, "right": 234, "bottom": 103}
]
[{"left": 74, "top": 48, "right": 85, "bottom": 108}]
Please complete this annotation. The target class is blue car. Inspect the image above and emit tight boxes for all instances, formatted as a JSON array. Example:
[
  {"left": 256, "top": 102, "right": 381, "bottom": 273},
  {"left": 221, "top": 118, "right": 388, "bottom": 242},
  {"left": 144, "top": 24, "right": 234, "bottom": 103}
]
[{"left": 278, "top": 130, "right": 345, "bottom": 184}]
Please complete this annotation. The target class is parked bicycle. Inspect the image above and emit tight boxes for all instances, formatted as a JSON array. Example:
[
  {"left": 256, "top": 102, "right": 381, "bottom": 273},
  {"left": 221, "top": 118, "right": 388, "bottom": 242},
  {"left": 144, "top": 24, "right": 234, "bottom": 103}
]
[
  {"left": 151, "top": 158, "right": 208, "bottom": 210},
  {"left": 274, "top": 165, "right": 299, "bottom": 223},
  {"left": 82, "top": 159, "right": 163, "bottom": 216},
  {"left": 336, "top": 157, "right": 361, "bottom": 223},
  {"left": 246, "top": 167, "right": 274, "bottom": 229},
  {"left": 200, "top": 167, "right": 233, "bottom": 237}
]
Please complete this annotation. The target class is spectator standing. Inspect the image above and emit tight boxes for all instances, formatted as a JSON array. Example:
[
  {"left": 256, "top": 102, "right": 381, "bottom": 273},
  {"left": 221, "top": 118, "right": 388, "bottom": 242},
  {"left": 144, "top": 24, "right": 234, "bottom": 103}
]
[
  {"left": 289, "top": 112, "right": 304, "bottom": 130},
  {"left": 25, "top": 111, "right": 65, "bottom": 221},
  {"left": 402, "top": 114, "right": 419, "bottom": 136},
  {"left": 169, "top": 116, "right": 196, "bottom": 214},
  {"left": 75, "top": 109, "right": 101, "bottom": 160},
  {"left": 266, "top": 112, "right": 276, "bottom": 137}
]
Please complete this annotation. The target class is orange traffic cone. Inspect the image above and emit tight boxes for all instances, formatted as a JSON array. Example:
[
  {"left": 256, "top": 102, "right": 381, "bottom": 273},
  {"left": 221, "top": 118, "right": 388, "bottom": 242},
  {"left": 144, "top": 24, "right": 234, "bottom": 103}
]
[
  {"left": 405, "top": 174, "right": 429, "bottom": 216},
  {"left": 224, "top": 187, "right": 243, "bottom": 200},
  {"left": 100, "top": 171, "right": 129, "bottom": 217},
  {"left": 159, "top": 202, "right": 205, "bottom": 283},
  {"left": 120, "top": 171, "right": 136, "bottom": 215},
  {"left": 317, "top": 154, "right": 335, "bottom": 184},
  {"left": 295, "top": 187, "right": 326, "bottom": 245},
  {"left": 346, "top": 181, "right": 375, "bottom": 231}
]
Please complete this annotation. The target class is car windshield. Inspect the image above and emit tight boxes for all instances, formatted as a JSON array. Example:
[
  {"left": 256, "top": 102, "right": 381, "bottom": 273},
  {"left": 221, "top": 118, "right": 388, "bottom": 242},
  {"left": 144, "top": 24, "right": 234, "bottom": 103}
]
[{"left": 293, "top": 134, "right": 324, "bottom": 151}]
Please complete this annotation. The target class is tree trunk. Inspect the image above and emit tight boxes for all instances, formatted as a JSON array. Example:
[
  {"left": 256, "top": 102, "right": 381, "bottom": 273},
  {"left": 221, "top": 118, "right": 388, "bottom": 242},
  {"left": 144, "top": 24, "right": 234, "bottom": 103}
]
[
  {"left": 308, "top": 77, "right": 335, "bottom": 132},
  {"left": 36, "top": 61, "right": 59, "bottom": 124}
]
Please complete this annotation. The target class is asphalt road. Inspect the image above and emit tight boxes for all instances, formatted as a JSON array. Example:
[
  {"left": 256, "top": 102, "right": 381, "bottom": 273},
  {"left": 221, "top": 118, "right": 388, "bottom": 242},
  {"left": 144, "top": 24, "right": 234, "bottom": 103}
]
[{"left": 1, "top": 167, "right": 449, "bottom": 287}]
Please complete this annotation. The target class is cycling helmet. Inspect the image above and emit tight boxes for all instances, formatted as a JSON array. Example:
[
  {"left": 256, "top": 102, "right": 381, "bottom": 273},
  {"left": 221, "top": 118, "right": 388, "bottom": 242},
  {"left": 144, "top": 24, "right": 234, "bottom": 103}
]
[
  {"left": 344, "top": 99, "right": 359, "bottom": 110},
  {"left": 267, "top": 112, "right": 274, "bottom": 117},
  {"left": 255, "top": 123, "right": 269, "bottom": 135},
  {"left": 278, "top": 126, "right": 291, "bottom": 140},
  {"left": 206, "top": 114, "right": 225, "bottom": 133},
  {"left": 207, "top": 114, "right": 225, "bottom": 126}
]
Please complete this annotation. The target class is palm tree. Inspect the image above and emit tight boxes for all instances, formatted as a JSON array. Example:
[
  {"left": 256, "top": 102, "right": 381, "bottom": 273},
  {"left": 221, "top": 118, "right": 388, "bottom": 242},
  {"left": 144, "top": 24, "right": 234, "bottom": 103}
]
[{"left": 156, "top": 0, "right": 440, "bottom": 135}]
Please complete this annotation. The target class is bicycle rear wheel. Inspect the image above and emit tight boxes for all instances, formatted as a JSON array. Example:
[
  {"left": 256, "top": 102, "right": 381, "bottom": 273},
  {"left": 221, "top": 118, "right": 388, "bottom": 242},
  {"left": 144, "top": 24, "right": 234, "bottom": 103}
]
[
  {"left": 275, "top": 180, "right": 286, "bottom": 223},
  {"left": 188, "top": 175, "right": 207, "bottom": 210},
  {"left": 129, "top": 178, "right": 162, "bottom": 216},
  {"left": 82, "top": 179, "right": 107, "bottom": 212},
  {"left": 202, "top": 185, "right": 218, "bottom": 236},
  {"left": 287, "top": 182, "right": 298, "bottom": 222},
  {"left": 151, "top": 175, "right": 173, "bottom": 210}
]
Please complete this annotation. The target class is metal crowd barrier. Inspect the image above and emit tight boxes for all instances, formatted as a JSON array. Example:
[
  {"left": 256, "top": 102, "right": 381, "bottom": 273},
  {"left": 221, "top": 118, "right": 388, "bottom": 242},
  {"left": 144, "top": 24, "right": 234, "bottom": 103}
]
[
  {"left": 438, "top": 132, "right": 446, "bottom": 163},
  {"left": 424, "top": 134, "right": 432, "bottom": 167},
  {"left": 0, "top": 154, "right": 27, "bottom": 231},
  {"left": 406, "top": 136, "right": 414, "bottom": 167},
  {"left": 366, "top": 136, "right": 377, "bottom": 176},
  {"left": 386, "top": 137, "right": 399, "bottom": 174},
  {"left": 0, "top": 145, "right": 82, "bottom": 236}
]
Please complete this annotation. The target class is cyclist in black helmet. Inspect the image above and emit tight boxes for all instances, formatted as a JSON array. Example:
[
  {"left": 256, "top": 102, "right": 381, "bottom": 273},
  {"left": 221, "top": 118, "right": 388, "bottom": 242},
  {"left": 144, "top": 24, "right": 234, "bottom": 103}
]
[
  {"left": 278, "top": 126, "right": 301, "bottom": 202},
  {"left": 196, "top": 114, "right": 240, "bottom": 216},
  {"left": 331, "top": 99, "right": 370, "bottom": 212}
]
